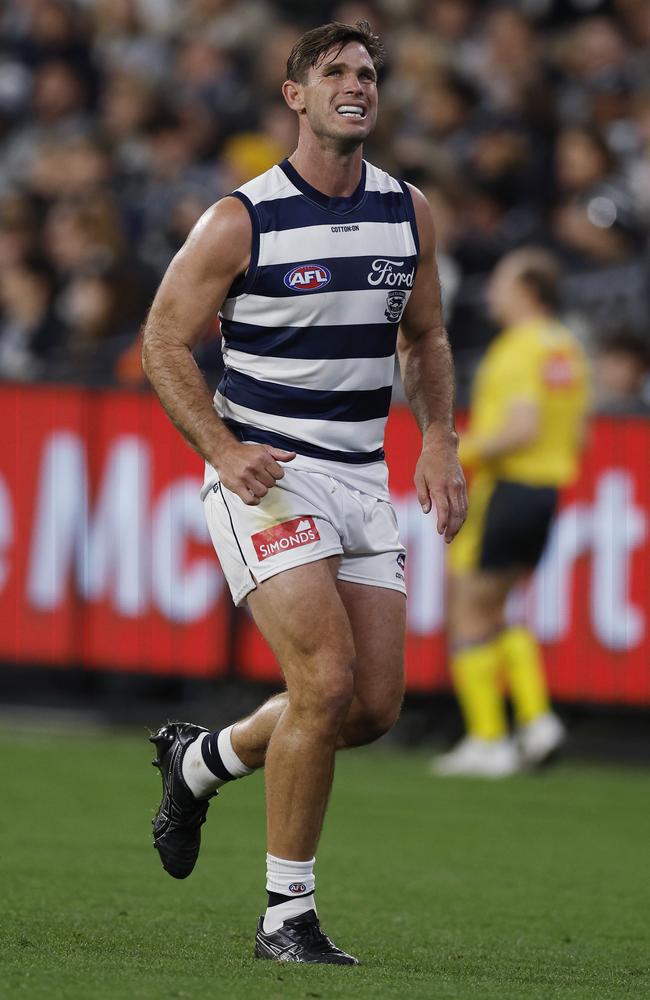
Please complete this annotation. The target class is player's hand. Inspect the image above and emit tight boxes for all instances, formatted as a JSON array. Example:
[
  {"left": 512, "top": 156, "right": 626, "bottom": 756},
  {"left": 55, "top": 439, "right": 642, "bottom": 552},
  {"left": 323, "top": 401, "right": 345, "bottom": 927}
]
[
  {"left": 414, "top": 433, "right": 468, "bottom": 543},
  {"left": 216, "top": 442, "right": 296, "bottom": 506}
]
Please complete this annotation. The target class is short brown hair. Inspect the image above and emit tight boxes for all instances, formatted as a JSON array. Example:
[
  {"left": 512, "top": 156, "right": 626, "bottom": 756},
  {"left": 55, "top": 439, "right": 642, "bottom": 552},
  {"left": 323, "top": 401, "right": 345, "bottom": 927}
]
[
  {"left": 286, "top": 20, "right": 385, "bottom": 84},
  {"left": 504, "top": 247, "right": 561, "bottom": 311}
]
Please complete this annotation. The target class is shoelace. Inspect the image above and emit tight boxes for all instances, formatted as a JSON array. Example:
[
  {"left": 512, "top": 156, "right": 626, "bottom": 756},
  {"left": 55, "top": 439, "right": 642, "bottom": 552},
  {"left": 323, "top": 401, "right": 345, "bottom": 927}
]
[{"left": 301, "top": 921, "right": 337, "bottom": 954}]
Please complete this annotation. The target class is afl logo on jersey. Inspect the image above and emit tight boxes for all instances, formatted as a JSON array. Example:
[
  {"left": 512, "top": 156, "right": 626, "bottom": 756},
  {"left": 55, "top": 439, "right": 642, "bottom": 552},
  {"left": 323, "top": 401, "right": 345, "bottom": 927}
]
[{"left": 284, "top": 264, "right": 332, "bottom": 291}]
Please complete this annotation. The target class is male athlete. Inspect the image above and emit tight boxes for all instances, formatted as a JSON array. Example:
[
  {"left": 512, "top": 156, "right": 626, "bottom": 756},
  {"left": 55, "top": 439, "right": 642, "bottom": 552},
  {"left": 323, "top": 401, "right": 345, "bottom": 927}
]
[
  {"left": 433, "top": 248, "right": 589, "bottom": 778},
  {"left": 142, "top": 21, "right": 467, "bottom": 964}
]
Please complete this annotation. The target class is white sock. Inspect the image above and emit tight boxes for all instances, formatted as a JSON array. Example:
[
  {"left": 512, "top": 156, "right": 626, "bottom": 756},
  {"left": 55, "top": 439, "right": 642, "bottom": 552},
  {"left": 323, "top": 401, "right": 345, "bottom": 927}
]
[
  {"left": 216, "top": 724, "right": 254, "bottom": 779},
  {"left": 181, "top": 727, "right": 253, "bottom": 799},
  {"left": 263, "top": 895, "right": 317, "bottom": 934},
  {"left": 263, "top": 854, "right": 316, "bottom": 933}
]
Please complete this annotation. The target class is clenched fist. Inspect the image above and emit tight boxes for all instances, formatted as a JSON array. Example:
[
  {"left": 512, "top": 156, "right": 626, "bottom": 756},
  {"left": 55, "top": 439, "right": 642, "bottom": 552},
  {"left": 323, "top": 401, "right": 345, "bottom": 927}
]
[{"left": 216, "top": 442, "right": 296, "bottom": 505}]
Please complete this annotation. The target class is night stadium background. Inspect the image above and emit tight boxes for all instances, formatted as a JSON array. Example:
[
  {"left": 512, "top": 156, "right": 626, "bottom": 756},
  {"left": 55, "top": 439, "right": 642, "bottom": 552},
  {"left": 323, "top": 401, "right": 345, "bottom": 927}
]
[{"left": 1, "top": 2, "right": 649, "bottom": 998}]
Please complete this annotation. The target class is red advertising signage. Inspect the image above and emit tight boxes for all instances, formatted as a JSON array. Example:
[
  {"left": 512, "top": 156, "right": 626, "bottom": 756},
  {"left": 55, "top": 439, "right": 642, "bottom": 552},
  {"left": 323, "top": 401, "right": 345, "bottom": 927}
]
[
  {"left": 0, "top": 384, "right": 649, "bottom": 703},
  {"left": 0, "top": 384, "right": 229, "bottom": 676}
]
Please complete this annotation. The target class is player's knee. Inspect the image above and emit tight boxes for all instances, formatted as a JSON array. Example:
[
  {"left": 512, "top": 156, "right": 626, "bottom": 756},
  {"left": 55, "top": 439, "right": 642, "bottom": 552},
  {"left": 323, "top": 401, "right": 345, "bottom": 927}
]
[
  {"left": 347, "top": 693, "right": 403, "bottom": 747},
  {"left": 291, "top": 661, "right": 355, "bottom": 728},
  {"left": 319, "top": 681, "right": 355, "bottom": 728}
]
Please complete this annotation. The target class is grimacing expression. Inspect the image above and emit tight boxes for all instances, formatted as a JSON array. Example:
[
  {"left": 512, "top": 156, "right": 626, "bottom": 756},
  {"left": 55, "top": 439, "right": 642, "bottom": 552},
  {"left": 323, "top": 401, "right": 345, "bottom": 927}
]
[{"left": 296, "top": 42, "right": 378, "bottom": 144}]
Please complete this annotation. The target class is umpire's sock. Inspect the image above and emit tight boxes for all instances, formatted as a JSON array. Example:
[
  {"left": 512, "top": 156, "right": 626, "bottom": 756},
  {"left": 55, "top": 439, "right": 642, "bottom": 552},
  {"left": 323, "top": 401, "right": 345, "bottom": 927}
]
[
  {"left": 498, "top": 625, "right": 551, "bottom": 724},
  {"left": 451, "top": 637, "right": 507, "bottom": 740}
]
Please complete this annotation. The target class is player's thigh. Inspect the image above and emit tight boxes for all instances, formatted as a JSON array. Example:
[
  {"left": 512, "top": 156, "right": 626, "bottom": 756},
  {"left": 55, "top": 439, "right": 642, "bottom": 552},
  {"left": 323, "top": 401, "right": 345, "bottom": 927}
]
[
  {"left": 336, "top": 580, "right": 406, "bottom": 713},
  {"left": 247, "top": 556, "right": 355, "bottom": 706}
]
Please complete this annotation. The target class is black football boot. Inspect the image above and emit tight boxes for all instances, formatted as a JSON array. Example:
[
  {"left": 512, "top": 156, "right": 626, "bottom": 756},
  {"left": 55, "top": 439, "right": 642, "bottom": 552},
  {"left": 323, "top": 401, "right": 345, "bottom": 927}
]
[
  {"left": 254, "top": 910, "right": 359, "bottom": 965},
  {"left": 149, "top": 722, "right": 215, "bottom": 879}
]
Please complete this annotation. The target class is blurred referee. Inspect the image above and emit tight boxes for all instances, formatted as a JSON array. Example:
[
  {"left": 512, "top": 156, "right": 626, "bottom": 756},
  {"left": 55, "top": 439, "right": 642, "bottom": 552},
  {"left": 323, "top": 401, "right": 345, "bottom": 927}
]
[{"left": 434, "top": 248, "right": 590, "bottom": 778}]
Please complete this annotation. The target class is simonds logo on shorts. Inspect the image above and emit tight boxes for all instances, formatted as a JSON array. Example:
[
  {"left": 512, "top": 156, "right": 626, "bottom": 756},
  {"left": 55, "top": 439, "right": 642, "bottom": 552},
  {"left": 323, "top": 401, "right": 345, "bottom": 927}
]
[{"left": 251, "top": 516, "right": 320, "bottom": 561}]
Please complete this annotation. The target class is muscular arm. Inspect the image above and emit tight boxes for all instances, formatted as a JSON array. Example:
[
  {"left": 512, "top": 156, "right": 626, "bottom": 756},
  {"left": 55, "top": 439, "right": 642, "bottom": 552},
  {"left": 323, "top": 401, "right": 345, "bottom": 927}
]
[
  {"left": 142, "top": 197, "right": 295, "bottom": 504},
  {"left": 397, "top": 185, "right": 467, "bottom": 541}
]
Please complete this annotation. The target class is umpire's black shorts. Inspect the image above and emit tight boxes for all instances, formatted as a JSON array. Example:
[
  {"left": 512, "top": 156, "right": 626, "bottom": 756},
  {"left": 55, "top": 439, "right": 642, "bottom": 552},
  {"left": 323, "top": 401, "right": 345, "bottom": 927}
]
[{"left": 449, "top": 475, "right": 558, "bottom": 574}]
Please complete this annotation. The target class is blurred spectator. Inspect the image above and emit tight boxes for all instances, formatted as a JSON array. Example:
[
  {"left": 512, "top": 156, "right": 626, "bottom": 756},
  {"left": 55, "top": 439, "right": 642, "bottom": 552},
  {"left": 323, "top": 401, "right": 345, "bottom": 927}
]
[
  {"left": 554, "top": 16, "right": 630, "bottom": 123},
  {"left": 132, "top": 108, "right": 225, "bottom": 275},
  {"left": 1, "top": 58, "right": 92, "bottom": 191},
  {"left": 552, "top": 124, "right": 642, "bottom": 263},
  {"left": 594, "top": 329, "right": 650, "bottom": 414},
  {"left": 0, "top": 194, "right": 39, "bottom": 267},
  {"left": 628, "top": 89, "right": 650, "bottom": 222},
  {"left": 174, "top": 35, "right": 255, "bottom": 138},
  {"left": 98, "top": 71, "right": 159, "bottom": 178},
  {"left": 90, "top": 0, "right": 169, "bottom": 81},
  {"left": 0, "top": 256, "right": 61, "bottom": 379},
  {"left": 44, "top": 199, "right": 123, "bottom": 276},
  {"left": 52, "top": 268, "right": 138, "bottom": 381},
  {"left": 466, "top": 5, "right": 555, "bottom": 126},
  {"left": 419, "top": 178, "right": 463, "bottom": 324}
]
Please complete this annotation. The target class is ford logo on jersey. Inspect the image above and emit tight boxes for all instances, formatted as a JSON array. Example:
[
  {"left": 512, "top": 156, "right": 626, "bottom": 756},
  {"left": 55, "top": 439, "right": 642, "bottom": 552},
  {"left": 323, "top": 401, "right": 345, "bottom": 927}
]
[{"left": 284, "top": 263, "right": 332, "bottom": 291}]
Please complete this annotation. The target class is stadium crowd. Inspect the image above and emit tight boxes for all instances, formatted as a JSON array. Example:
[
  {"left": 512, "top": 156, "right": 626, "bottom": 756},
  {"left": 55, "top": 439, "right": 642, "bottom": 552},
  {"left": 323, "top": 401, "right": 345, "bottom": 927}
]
[{"left": 0, "top": 0, "right": 648, "bottom": 404}]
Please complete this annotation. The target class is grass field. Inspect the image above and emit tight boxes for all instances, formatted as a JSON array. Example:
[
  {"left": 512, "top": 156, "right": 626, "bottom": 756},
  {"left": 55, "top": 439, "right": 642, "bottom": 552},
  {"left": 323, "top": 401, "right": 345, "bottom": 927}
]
[{"left": 1, "top": 728, "right": 648, "bottom": 1000}]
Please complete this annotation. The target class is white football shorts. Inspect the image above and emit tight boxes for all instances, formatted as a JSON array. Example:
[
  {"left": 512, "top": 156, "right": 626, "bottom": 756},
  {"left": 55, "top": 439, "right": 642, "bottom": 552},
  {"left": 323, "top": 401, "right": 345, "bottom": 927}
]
[{"left": 202, "top": 457, "right": 407, "bottom": 607}]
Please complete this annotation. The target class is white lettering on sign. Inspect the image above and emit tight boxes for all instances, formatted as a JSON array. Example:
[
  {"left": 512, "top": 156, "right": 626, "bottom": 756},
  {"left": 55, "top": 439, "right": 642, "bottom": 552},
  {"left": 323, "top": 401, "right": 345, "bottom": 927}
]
[
  {"left": 590, "top": 471, "right": 645, "bottom": 649},
  {"left": 0, "top": 475, "right": 12, "bottom": 593},
  {"left": 17, "top": 428, "right": 648, "bottom": 647},
  {"left": 529, "top": 471, "right": 645, "bottom": 649},
  {"left": 26, "top": 431, "right": 222, "bottom": 623},
  {"left": 151, "top": 478, "right": 222, "bottom": 622},
  {"left": 27, "top": 433, "right": 150, "bottom": 615}
]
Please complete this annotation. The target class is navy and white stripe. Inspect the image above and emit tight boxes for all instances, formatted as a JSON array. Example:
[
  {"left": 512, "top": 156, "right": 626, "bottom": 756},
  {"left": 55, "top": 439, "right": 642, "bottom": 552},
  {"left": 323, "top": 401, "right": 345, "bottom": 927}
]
[{"left": 215, "top": 158, "right": 419, "bottom": 464}]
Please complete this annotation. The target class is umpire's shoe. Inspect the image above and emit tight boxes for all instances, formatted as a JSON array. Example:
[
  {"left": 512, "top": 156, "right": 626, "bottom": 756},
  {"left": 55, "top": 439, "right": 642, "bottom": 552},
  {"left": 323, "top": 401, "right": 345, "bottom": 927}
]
[
  {"left": 254, "top": 911, "right": 359, "bottom": 965},
  {"left": 149, "top": 722, "right": 215, "bottom": 879}
]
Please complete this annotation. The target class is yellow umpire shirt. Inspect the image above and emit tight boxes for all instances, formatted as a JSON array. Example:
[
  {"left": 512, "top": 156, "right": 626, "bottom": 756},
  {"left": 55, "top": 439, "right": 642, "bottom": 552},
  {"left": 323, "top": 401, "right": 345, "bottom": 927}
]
[{"left": 450, "top": 316, "right": 590, "bottom": 573}]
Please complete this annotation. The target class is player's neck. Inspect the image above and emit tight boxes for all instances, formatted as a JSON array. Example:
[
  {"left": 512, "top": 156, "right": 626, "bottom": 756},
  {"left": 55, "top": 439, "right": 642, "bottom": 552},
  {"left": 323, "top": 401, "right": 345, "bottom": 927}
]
[{"left": 289, "top": 141, "right": 364, "bottom": 198}]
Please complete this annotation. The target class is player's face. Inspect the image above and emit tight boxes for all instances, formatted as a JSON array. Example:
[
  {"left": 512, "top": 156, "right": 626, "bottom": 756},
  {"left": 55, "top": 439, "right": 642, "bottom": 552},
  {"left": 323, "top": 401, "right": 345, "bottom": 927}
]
[{"left": 299, "top": 42, "right": 378, "bottom": 146}]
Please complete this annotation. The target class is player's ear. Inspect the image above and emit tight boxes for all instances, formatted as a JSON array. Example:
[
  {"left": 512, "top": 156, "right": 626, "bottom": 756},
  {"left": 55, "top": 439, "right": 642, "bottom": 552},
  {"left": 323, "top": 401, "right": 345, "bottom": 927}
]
[{"left": 282, "top": 79, "right": 305, "bottom": 113}]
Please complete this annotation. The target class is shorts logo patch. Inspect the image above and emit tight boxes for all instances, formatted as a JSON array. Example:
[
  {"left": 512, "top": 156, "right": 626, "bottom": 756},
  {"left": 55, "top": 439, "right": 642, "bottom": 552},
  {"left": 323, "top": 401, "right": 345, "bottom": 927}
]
[
  {"left": 397, "top": 552, "right": 406, "bottom": 570},
  {"left": 284, "top": 264, "right": 331, "bottom": 291},
  {"left": 384, "top": 289, "right": 407, "bottom": 321},
  {"left": 288, "top": 882, "right": 307, "bottom": 894},
  {"left": 251, "top": 516, "right": 320, "bottom": 561}
]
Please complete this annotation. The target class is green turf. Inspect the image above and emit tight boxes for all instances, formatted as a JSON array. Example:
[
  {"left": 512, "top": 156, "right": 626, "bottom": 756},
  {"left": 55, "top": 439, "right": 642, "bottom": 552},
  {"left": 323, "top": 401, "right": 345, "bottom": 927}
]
[{"left": 0, "top": 728, "right": 648, "bottom": 1000}]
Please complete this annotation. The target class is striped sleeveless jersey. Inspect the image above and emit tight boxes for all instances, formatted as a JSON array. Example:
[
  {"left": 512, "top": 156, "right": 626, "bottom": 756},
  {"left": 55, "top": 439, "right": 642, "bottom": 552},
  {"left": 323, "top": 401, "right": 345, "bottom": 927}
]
[{"left": 215, "top": 158, "right": 420, "bottom": 464}]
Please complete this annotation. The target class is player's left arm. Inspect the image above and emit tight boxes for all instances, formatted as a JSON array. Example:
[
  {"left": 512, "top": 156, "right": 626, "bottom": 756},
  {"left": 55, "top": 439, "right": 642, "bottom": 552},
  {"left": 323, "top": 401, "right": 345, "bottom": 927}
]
[{"left": 397, "top": 184, "right": 467, "bottom": 543}]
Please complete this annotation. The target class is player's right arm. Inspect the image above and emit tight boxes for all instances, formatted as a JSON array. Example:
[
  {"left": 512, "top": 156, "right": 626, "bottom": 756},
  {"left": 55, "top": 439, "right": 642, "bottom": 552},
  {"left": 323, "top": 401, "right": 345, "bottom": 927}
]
[{"left": 142, "top": 197, "right": 295, "bottom": 506}]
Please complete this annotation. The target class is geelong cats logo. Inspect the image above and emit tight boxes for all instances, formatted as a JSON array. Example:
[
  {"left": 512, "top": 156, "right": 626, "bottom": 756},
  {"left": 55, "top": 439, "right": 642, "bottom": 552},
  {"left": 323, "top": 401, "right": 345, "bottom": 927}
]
[{"left": 384, "top": 289, "right": 407, "bottom": 322}]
